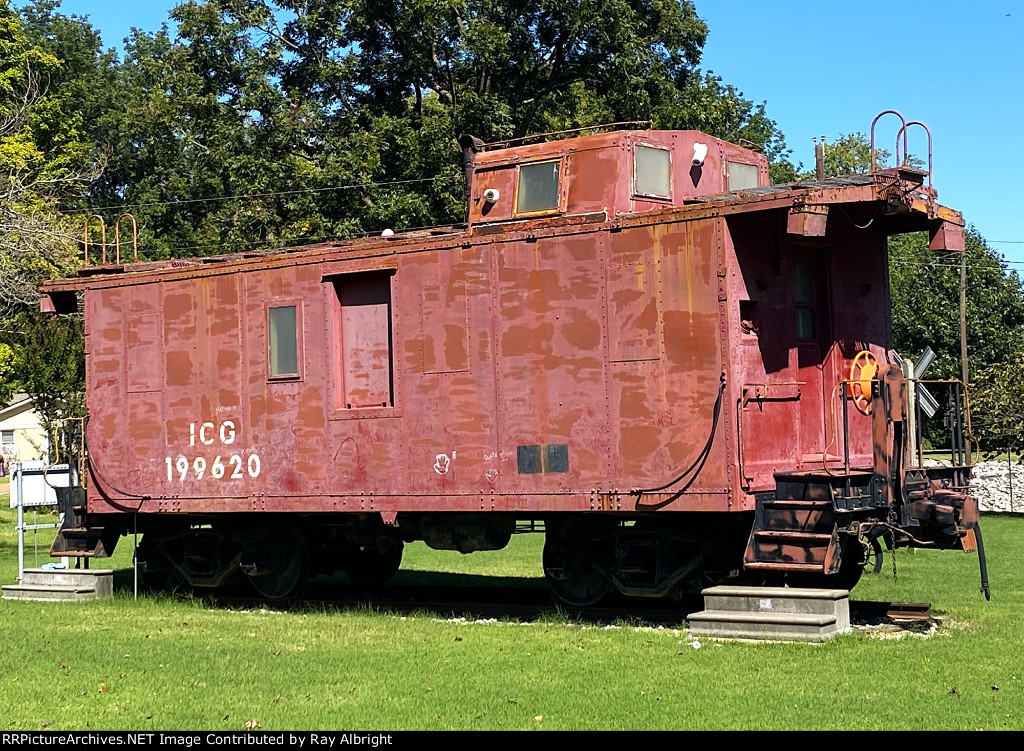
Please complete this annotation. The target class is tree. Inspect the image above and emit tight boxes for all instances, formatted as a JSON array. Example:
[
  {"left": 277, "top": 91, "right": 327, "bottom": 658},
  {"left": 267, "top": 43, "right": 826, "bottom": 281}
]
[
  {"left": 0, "top": 1, "right": 92, "bottom": 315},
  {"left": 889, "top": 230, "right": 1024, "bottom": 451},
  {"left": 48, "top": 0, "right": 795, "bottom": 259},
  {"left": 0, "top": 2, "right": 93, "bottom": 438},
  {"left": 9, "top": 310, "right": 84, "bottom": 457},
  {"left": 889, "top": 231, "right": 1024, "bottom": 382},
  {"left": 971, "top": 350, "right": 1024, "bottom": 455}
]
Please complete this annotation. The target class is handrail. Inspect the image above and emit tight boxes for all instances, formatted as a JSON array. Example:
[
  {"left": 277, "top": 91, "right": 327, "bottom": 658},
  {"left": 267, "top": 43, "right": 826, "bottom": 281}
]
[
  {"left": 869, "top": 110, "right": 908, "bottom": 173},
  {"left": 82, "top": 214, "right": 106, "bottom": 266},
  {"left": 113, "top": 213, "right": 139, "bottom": 264},
  {"left": 896, "top": 120, "right": 933, "bottom": 188}
]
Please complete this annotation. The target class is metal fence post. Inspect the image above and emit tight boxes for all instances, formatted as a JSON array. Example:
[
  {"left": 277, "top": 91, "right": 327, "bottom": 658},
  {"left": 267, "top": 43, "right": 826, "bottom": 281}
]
[{"left": 15, "top": 462, "right": 24, "bottom": 583}]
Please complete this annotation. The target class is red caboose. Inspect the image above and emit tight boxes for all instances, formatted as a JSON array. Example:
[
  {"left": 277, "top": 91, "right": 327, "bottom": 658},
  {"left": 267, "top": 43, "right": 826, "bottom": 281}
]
[{"left": 42, "top": 120, "right": 983, "bottom": 603}]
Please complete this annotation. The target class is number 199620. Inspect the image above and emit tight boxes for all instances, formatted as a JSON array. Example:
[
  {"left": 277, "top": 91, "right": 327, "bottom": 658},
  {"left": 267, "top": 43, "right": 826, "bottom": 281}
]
[{"left": 165, "top": 453, "right": 262, "bottom": 482}]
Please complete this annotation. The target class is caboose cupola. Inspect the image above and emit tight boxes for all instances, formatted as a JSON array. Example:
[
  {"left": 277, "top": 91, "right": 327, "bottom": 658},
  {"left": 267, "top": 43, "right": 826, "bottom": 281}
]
[{"left": 462, "top": 125, "right": 769, "bottom": 227}]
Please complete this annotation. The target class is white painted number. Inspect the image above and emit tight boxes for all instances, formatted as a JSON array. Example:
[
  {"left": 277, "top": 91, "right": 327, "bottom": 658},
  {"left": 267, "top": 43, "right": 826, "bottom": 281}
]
[
  {"left": 164, "top": 452, "right": 261, "bottom": 482},
  {"left": 168, "top": 418, "right": 261, "bottom": 482}
]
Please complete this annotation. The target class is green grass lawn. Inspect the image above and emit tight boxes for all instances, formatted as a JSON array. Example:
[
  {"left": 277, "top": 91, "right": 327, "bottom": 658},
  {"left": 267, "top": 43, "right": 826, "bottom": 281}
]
[{"left": 1, "top": 477, "right": 1021, "bottom": 731}]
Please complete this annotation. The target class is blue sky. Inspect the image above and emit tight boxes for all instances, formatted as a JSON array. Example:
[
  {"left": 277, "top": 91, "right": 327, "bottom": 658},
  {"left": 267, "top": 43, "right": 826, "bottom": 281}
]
[{"left": 21, "top": 0, "right": 1024, "bottom": 264}]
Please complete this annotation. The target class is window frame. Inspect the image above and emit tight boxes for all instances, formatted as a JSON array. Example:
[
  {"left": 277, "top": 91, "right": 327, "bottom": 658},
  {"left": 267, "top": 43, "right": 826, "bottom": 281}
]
[
  {"left": 266, "top": 300, "right": 303, "bottom": 381},
  {"left": 632, "top": 143, "right": 673, "bottom": 200},
  {"left": 512, "top": 158, "right": 564, "bottom": 218},
  {"left": 323, "top": 266, "right": 402, "bottom": 420},
  {"left": 727, "top": 160, "right": 761, "bottom": 191}
]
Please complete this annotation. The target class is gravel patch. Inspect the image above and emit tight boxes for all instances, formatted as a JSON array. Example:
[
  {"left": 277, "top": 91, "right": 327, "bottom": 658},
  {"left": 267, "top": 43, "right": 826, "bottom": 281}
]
[{"left": 969, "top": 461, "right": 1024, "bottom": 513}]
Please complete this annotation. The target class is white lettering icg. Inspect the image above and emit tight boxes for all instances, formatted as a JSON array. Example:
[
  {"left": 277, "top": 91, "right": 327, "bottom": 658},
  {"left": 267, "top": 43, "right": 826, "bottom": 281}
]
[{"left": 188, "top": 420, "right": 237, "bottom": 446}]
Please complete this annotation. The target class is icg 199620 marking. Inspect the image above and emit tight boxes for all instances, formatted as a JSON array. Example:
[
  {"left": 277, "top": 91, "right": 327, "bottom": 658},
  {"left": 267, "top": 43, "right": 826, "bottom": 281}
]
[{"left": 165, "top": 419, "right": 262, "bottom": 482}]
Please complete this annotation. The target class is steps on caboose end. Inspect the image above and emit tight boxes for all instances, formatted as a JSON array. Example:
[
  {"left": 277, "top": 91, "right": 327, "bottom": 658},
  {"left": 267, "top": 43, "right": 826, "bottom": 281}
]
[
  {"left": 1, "top": 568, "right": 114, "bottom": 602},
  {"left": 687, "top": 585, "right": 851, "bottom": 643}
]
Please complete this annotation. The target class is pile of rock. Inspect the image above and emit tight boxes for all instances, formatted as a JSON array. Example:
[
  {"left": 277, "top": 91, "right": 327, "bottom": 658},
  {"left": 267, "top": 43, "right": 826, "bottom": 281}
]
[{"left": 969, "top": 461, "right": 1024, "bottom": 513}]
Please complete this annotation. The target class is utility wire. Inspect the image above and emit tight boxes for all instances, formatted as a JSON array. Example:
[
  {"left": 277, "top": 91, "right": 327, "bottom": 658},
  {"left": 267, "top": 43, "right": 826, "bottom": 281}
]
[{"left": 64, "top": 176, "right": 450, "bottom": 214}]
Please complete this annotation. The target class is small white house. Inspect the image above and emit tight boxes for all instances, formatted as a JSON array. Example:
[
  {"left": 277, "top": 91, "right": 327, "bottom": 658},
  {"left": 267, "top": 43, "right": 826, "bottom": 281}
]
[{"left": 0, "top": 394, "right": 48, "bottom": 464}]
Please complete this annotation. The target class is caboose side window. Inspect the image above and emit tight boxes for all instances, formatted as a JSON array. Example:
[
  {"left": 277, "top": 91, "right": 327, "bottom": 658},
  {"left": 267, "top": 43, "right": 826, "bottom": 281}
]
[
  {"left": 727, "top": 161, "right": 759, "bottom": 191},
  {"left": 515, "top": 160, "right": 561, "bottom": 215},
  {"left": 793, "top": 261, "right": 816, "bottom": 340},
  {"left": 634, "top": 145, "right": 671, "bottom": 198},
  {"left": 268, "top": 304, "right": 300, "bottom": 378}
]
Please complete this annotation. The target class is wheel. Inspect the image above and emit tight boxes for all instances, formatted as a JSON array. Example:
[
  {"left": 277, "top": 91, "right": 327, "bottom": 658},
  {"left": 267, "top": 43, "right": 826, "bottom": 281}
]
[
  {"left": 139, "top": 566, "right": 187, "bottom": 594},
  {"left": 135, "top": 534, "right": 188, "bottom": 594},
  {"left": 848, "top": 350, "right": 879, "bottom": 415},
  {"left": 344, "top": 538, "right": 403, "bottom": 588},
  {"left": 542, "top": 521, "right": 613, "bottom": 607},
  {"left": 246, "top": 524, "right": 307, "bottom": 600},
  {"left": 788, "top": 537, "right": 865, "bottom": 592}
]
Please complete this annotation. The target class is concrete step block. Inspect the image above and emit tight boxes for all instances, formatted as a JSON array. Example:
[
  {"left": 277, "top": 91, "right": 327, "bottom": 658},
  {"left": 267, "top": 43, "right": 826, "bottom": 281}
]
[
  {"left": 19, "top": 568, "right": 114, "bottom": 598},
  {"left": 688, "top": 585, "right": 852, "bottom": 642},
  {"left": 2, "top": 584, "right": 98, "bottom": 602},
  {"left": 701, "top": 585, "right": 849, "bottom": 626}
]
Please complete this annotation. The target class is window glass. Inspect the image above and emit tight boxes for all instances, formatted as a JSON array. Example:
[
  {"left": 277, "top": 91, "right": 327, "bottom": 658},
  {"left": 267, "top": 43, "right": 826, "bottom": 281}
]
[
  {"left": 795, "top": 307, "right": 816, "bottom": 340},
  {"left": 516, "top": 161, "right": 560, "bottom": 214},
  {"left": 268, "top": 305, "right": 299, "bottom": 377},
  {"left": 793, "top": 262, "right": 813, "bottom": 303},
  {"left": 793, "top": 261, "right": 816, "bottom": 340},
  {"left": 1, "top": 430, "right": 14, "bottom": 444},
  {"left": 728, "top": 161, "right": 760, "bottom": 191},
  {"left": 635, "top": 145, "right": 671, "bottom": 197}
]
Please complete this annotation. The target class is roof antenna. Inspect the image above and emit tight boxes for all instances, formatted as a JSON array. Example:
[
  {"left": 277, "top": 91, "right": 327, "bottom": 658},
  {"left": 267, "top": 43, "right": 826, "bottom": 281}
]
[{"left": 815, "top": 136, "right": 826, "bottom": 180}]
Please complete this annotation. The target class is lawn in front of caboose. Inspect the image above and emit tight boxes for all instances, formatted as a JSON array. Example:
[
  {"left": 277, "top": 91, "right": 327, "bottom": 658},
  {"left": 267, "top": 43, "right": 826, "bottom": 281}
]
[{"left": 1, "top": 478, "right": 1021, "bottom": 731}]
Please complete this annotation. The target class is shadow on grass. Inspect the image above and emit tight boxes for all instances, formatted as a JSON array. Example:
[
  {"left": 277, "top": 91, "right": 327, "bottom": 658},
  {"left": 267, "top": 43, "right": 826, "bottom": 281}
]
[{"left": 109, "top": 566, "right": 701, "bottom": 625}]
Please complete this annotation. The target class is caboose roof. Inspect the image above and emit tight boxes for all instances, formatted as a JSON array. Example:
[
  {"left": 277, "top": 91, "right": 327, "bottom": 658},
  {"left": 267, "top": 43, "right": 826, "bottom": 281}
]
[{"left": 41, "top": 168, "right": 963, "bottom": 301}]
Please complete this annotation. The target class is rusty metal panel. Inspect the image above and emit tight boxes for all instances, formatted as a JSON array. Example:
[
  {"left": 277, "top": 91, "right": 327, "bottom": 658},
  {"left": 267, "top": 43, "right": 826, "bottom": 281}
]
[
  {"left": 125, "top": 285, "right": 162, "bottom": 393},
  {"left": 421, "top": 282, "right": 469, "bottom": 374},
  {"left": 607, "top": 262, "right": 660, "bottom": 362},
  {"left": 787, "top": 205, "right": 829, "bottom": 237},
  {"left": 929, "top": 218, "right": 965, "bottom": 252},
  {"left": 401, "top": 246, "right": 498, "bottom": 497},
  {"left": 609, "top": 220, "right": 731, "bottom": 499},
  {"left": 724, "top": 208, "right": 891, "bottom": 497},
  {"left": 495, "top": 232, "right": 607, "bottom": 493}
]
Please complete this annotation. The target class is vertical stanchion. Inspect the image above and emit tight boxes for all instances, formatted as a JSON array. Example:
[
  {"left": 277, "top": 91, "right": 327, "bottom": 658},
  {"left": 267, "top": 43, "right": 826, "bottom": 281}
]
[
  {"left": 133, "top": 512, "right": 138, "bottom": 600},
  {"left": 15, "top": 462, "right": 24, "bottom": 583}
]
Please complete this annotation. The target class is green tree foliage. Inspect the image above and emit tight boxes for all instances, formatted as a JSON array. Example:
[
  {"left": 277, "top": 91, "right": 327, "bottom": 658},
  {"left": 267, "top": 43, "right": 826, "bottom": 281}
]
[
  {"left": 0, "top": 1, "right": 91, "bottom": 427},
  {"left": 0, "top": 0, "right": 91, "bottom": 314},
  {"left": 0, "top": 341, "right": 16, "bottom": 405},
  {"left": 889, "top": 230, "right": 1024, "bottom": 451},
  {"left": 972, "top": 350, "right": 1024, "bottom": 455},
  {"left": 889, "top": 230, "right": 1024, "bottom": 381},
  {"left": 9, "top": 310, "right": 84, "bottom": 452},
  {"left": 795, "top": 132, "right": 894, "bottom": 181},
  {"left": 17, "top": 0, "right": 794, "bottom": 259}
]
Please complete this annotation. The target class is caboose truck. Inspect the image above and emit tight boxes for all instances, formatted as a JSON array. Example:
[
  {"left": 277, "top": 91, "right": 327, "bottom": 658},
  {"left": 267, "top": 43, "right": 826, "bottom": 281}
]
[{"left": 41, "top": 114, "right": 987, "bottom": 605}]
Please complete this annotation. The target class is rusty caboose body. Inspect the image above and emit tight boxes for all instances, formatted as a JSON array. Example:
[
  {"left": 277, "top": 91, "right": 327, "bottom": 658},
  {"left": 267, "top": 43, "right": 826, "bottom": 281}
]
[{"left": 42, "top": 121, "right": 983, "bottom": 603}]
